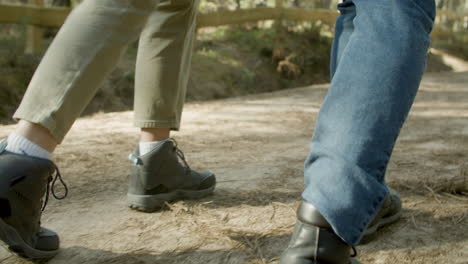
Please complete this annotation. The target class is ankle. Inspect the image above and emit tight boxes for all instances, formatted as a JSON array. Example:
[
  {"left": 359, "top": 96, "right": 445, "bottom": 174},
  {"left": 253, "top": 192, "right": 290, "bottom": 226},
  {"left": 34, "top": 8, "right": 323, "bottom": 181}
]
[
  {"left": 6, "top": 133, "right": 52, "bottom": 160},
  {"left": 139, "top": 128, "right": 170, "bottom": 142},
  {"left": 138, "top": 128, "right": 171, "bottom": 156},
  {"left": 14, "top": 120, "right": 57, "bottom": 153}
]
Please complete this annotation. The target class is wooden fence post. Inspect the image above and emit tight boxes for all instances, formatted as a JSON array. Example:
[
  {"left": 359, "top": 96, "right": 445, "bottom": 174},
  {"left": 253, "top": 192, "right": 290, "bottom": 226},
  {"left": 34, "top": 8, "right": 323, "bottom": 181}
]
[
  {"left": 275, "top": 0, "right": 285, "bottom": 36},
  {"left": 25, "top": 0, "right": 44, "bottom": 54},
  {"left": 70, "top": 0, "right": 81, "bottom": 8},
  {"left": 273, "top": 0, "right": 287, "bottom": 76},
  {"left": 275, "top": 0, "right": 284, "bottom": 23}
]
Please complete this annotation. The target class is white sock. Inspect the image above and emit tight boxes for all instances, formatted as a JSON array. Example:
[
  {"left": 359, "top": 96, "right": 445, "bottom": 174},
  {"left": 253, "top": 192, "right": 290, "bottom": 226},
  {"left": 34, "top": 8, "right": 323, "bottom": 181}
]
[
  {"left": 6, "top": 133, "right": 52, "bottom": 160},
  {"left": 139, "top": 140, "right": 164, "bottom": 156}
]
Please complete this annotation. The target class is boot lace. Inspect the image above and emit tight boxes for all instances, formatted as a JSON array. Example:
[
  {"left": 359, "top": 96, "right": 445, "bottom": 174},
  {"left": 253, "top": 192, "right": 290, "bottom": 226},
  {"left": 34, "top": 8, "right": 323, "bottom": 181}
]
[
  {"left": 41, "top": 163, "right": 68, "bottom": 211},
  {"left": 127, "top": 138, "right": 191, "bottom": 172},
  {"left": 351, "top": 246, "right": 358, "bottom": 258},
  {"left": 170, "top": 139, "right": 191, "bottom": 173}
]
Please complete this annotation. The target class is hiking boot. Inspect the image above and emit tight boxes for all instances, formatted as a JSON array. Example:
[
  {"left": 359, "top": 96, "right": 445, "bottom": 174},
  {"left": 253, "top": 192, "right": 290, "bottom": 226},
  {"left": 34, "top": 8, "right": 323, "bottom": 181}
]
[
  {"left": 279, "top": 200, "right": 359, "bottom": 264},
  {"left": 0, "top": 140, "right": 67, "bottom": 260},
  {"left": 360, "top": 188, "right": 402, "bottom": 244},
  {"left": 127, "top": 139, "right": 216, "bottom": 212}
]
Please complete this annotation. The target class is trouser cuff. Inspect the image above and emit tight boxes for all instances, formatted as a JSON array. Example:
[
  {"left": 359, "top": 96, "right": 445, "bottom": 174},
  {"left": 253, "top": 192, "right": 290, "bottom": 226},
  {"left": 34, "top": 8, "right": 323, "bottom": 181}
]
[{"left": 133, "top": 120, "right": 180, "bottom": 130}]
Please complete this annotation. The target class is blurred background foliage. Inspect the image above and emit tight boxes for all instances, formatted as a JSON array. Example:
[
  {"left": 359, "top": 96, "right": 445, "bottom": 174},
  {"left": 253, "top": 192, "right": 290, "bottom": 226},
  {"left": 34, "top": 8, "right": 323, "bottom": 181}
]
[{"left": 0, "top": 0, "right": 466, "bottom": 122}]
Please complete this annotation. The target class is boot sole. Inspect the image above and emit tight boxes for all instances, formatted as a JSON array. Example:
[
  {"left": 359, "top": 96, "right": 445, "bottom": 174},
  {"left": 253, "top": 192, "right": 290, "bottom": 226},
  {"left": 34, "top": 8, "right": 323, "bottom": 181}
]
[
  {"left": 127, "top": 185, "right": 216, "bottom": 212},
  {"left": 0, "top": 218, "right": 58, "bottom": 261}
]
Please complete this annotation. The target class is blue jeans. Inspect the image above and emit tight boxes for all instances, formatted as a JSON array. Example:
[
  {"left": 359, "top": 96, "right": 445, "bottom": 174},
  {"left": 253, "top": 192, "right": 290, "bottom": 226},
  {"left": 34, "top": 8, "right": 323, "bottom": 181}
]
[{"left": 302, "top": 0, "right": 436, "bottom": 245}]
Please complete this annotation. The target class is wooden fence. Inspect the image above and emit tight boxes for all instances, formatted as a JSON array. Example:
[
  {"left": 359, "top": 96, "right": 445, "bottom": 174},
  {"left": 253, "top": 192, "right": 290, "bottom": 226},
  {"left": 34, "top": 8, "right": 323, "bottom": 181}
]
[{"left": 0, "top": 1, "right": 466, "bottom": 54}]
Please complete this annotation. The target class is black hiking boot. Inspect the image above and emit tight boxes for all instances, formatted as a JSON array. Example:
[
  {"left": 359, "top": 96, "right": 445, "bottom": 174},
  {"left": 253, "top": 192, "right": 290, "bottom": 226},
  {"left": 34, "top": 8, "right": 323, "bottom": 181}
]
[
  {"left": 0, "top": 140, "right": 68, "bottom": 261},
  {"left": 280, "top": 189, "right": 402, "bottom": 263},
  {"left": 279, "top": 200, "right": 359, "bottom": 264},
  {"left": 127, "top": 139, "right": 216, "bottom": 212}
]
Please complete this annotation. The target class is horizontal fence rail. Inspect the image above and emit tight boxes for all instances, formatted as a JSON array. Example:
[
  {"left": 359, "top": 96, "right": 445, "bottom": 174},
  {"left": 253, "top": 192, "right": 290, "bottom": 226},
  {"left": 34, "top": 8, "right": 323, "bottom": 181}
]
[
  {"left": 1, "top": 3, "right": 466, "bottom": 28},
  {"left": 0, "top": 3, "right": 70, "bottom": 27},
  {"left": 0, "top": 4, "right": 341, "bottom": 28},
  {"left": 197, "top": 7, "right": 282, "bottom": 27},
  {"left": 0, "top": 3, "right": 466, "bottom": 54}
]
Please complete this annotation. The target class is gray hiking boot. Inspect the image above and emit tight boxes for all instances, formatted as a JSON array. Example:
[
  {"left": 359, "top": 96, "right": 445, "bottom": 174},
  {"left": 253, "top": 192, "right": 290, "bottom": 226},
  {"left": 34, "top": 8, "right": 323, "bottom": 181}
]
[
  {"left": 0, "top": 140, "right": 68, "bottom": 261},
  {"left": 360, "top": 188, "right": 402, "bottom": 244},
  {"left": 127, "top": 139, "right": 216, "bottom": 212}
]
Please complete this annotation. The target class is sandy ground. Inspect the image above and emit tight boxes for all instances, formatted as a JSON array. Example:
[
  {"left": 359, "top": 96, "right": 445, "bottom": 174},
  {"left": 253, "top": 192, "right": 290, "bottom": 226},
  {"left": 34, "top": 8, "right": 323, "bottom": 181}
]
[{"left": 0, "top": 67, "right": 468, "bottom": 263}]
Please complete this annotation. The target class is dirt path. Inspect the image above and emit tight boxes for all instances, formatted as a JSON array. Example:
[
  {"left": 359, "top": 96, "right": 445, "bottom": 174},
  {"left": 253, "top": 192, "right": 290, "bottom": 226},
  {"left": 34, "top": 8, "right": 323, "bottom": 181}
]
[{"left": 1, "top": 69, "right": 467, "bottom": 264}]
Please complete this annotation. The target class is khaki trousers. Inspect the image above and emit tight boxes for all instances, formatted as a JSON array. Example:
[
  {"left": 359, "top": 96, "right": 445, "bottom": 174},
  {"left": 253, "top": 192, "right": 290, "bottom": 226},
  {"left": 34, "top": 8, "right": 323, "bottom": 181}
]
[{"left": 13, "top": 0, "right": 199, "bottom": 143}]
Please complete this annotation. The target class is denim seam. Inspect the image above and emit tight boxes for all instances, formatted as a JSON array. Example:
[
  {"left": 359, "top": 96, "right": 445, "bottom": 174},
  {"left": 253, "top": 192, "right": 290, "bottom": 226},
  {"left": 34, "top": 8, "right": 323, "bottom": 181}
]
[
  {"left": 408, "top": 0, "right": 436, "bottom": 34},
  {"left": 354, "top": 192, "right": 387, "bottom": 243}
]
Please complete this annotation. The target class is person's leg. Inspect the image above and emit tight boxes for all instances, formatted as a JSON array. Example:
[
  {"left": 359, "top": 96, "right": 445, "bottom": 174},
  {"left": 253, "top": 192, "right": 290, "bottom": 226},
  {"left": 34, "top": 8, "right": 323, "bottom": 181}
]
[
  {"left": 134, "top": 0, "right": 198, "bottom": 150},
  {"left": 281, "top": 0, "right": 436, "bottom": 263},
  {"left": 330, "top": 0, "right": 356, "bottom": 79},
  {"left": 331, "top": 0, "right": 403, "bottom": 245},
  {"left": 12, "top": 0, "right": 155, "bottom": 145},
  {"left": 134, "top": 0, "right": 199, "bottom": 134},
  {"left": 0, "top": 0, "right": 156, "bottom": 260},
  {"left": 127, "top": 0, "right": 216, "bottom": 212}
]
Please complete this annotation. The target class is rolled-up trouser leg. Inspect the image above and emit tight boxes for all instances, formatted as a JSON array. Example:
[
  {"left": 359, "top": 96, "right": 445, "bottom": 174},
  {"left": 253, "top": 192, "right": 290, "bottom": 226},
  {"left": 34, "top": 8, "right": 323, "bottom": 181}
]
[
  {"left": 302, "top": 0, "right": 435, "bottom": 245},
  {"left": 13, "top": 0, "right": 157, "bottom": 143},
  {"left": 134, "top": 0, "right": 199, "bottom": 130}
]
